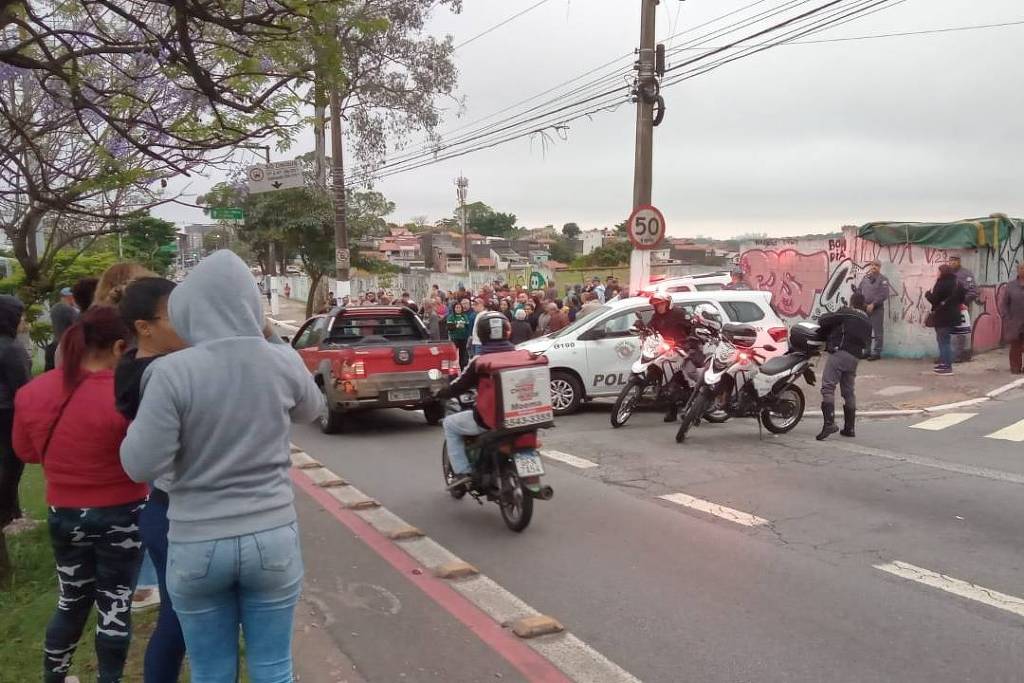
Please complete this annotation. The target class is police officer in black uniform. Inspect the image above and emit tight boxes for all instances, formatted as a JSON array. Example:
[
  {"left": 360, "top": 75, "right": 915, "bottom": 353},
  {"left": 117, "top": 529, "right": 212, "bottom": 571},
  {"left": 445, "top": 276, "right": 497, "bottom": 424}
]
[
  {"left": 816, "top": 292, "right": 872, "bottom": 441},
  {"left": 647, "top": 294, "right": 694, "bottom": 422}
]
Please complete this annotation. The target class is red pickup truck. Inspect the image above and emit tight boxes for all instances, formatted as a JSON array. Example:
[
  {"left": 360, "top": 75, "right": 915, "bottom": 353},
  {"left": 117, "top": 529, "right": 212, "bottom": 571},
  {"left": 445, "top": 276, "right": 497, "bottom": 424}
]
[{"left": 290, "top": 306, "right": 460, "bottom": 433}]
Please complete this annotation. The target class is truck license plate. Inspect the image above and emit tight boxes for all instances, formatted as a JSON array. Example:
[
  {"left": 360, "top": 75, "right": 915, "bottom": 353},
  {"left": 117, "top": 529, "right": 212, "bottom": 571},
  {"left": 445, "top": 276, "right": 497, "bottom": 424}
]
[
  {"left": 388, "top": 389, "right": 420, "bottom": 402},
  {"left": 514, "top": 452, "right": 544, "bottom": 477}
]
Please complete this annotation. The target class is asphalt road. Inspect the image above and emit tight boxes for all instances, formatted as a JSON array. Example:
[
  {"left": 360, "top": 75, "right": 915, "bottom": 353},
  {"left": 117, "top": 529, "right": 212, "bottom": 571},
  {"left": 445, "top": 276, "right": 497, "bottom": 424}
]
[{"left": 291, "top": 390, "right": 1024, "bottom": 682}]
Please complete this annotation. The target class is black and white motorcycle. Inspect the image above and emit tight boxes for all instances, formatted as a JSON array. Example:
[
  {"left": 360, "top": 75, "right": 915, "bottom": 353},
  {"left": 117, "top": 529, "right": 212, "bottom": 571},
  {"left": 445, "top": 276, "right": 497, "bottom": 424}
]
[
  {"left": 609, "top": 321, "right": 717, "bottom": 428},
  {"left": 675, "top": 318, "right": 823, "bottom": 443}
]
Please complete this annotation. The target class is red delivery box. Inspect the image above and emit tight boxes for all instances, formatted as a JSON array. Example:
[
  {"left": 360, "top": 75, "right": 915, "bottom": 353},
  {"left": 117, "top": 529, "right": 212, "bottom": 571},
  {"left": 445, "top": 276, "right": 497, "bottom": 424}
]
[{"left": 473, "top": 351, "right": 554, "bottom": 432}]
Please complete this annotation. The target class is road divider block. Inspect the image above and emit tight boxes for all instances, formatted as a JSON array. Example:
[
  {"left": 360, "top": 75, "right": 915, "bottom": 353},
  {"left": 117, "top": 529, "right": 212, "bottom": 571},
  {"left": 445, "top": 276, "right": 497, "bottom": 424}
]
[
  {"left": 433, "top": 560, "right": 480, "bottom": 580},
  {"left": 512, "top": 615, "right": 565, "bottom": 639}
]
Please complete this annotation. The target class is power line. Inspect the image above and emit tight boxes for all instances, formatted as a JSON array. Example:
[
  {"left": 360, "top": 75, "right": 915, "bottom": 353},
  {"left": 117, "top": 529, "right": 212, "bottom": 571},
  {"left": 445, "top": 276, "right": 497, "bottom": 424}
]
[
  {"left": 791, "top": 18, "right": 1024, "bottom": 43},
  {"left": 453, "top": 0, "right": 555, "bottom": 50}
]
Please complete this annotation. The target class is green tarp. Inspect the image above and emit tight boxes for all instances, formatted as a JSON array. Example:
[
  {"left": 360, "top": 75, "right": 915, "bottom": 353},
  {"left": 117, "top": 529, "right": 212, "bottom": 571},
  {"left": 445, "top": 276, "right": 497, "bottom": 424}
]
[{"left": 858, "top": 216, "right": 1018, "bottom": 249}]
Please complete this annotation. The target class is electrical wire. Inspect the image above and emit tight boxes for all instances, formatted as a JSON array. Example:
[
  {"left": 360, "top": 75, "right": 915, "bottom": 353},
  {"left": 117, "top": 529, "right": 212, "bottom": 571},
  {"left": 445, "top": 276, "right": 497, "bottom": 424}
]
[{"left": 454, "top": 0, "right": 555, "bottom": 50}]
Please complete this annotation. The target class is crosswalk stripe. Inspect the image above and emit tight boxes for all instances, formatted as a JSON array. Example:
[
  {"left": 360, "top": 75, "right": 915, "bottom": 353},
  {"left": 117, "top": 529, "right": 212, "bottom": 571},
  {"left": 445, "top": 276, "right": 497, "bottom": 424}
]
[
  {"left": 658, "top": 493, "right": 768, "bottom": 527},
  {"left": 540, "top": 449, "right": 599, "bottom": 469},
  {"left": 875, "top": 560, "right": 1024, "bottom": 619},
  {"left": 909, "top": 412, "right": 977, "bottom": 431},
  {"left": 984, "top": 419, "right": 1024, "bottom": 442}
]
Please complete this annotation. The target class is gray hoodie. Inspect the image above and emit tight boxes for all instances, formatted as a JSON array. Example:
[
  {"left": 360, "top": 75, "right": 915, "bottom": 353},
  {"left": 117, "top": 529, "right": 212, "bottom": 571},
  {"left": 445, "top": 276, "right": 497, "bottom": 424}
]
[{"left": 120, "top": 250, "right": 324, "bottom": 542}]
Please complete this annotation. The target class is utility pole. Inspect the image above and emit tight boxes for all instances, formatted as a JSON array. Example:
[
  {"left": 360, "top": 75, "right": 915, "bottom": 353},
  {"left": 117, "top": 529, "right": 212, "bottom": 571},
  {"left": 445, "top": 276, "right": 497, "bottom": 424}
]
[
  {"left": 629, "top": 0, "right": 665, "bottom": 296},
  {"left": 456, "top": 175, "right": 469, "bottom": 273},
  {"left": 329, "top": 86, "right": 350, "bottom": 297}
]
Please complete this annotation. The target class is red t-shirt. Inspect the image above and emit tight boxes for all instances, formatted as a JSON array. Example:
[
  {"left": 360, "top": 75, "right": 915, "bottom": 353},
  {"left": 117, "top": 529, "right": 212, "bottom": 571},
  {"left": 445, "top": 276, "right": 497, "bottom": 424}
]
[{"left": 13, "top": 369, "right": 147, "bottom": 508}]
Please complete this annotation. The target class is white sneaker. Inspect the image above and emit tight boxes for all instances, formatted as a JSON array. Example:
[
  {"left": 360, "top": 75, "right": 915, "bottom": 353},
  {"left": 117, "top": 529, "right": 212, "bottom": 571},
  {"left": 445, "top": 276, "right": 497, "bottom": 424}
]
[
  {"left": 65, "top": 677, "right": 81, "bottom": 683},
  {"left": 131, "top": 587, "right": 161, "bottom": 612}
]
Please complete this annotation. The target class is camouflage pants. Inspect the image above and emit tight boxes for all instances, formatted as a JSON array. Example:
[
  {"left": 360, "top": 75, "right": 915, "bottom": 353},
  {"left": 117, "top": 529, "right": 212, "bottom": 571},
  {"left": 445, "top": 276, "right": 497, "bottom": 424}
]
[{"left": 44, "top": 500, "right": 145, "bottom": 683}]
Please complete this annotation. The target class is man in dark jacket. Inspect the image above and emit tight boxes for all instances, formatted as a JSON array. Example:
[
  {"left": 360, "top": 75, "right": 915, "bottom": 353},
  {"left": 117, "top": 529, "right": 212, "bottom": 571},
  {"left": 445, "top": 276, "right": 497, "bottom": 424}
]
[
  {"left": 436, "top": 312, "right": 516, "bottom": 489},
  {"left": 816, "top": 292, "right": 872, "bottom": 441},
  {"left": 45, "top": 286, "right": 79, "bottom": 371},
  {"left": 947, "top": 255, "right": 978, "bottom": 362},
  {"left": 855, "top": 260, "right": 891, "bottom": 361},
  {"left": 0, "top": 295, "right": 30, "bottom": 526},
  {"left": 648, "top": 294, "right": 694, "bottom": 422},
  {"left": 925, "top": 265, "right": 964, "bottom": 375}
]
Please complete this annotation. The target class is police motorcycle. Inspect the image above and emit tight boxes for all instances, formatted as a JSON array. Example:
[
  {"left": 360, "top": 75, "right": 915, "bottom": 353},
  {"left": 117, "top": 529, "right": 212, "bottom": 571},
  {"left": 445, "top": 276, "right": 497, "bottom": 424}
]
[
  {"left": 609, "top": 316, "right": 719, "bottom": 428},
  {"left": 430, "top": 350, "right": 555, "bottom": 532},
  {"left": 674, "top": 316, "right": 823, "bottom": 443}
]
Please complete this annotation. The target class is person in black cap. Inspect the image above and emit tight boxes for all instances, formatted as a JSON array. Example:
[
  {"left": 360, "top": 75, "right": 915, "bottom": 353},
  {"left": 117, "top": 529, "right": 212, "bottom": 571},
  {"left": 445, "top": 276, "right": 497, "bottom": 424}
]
[
  {"left": 0, "top": 295, "right": 30, "bottom": 526},
  {"left": 723, "top": 268, "right": 750, "bottom": 290},
  {"left": 44, "top": 286, "right": 80, "bottom": 371},
  {"left": 816, "top": 292, "right": 872, "bottom": 440}
]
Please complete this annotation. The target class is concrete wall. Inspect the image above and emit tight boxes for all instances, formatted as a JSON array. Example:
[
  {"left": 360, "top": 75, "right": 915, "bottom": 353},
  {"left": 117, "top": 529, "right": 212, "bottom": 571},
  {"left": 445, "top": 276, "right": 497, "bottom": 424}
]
[{"left": 738, "top": 223, "right": 1024, "bottom": 358}]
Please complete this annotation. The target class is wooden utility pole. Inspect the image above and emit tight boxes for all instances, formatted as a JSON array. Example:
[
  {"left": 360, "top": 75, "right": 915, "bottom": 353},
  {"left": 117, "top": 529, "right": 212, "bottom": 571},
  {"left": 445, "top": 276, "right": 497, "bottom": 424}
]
[
  {"left": 628, "top": 0, "right": 660, "bottom": 296},
  {"left": 329, "top": 87, "right": 350, "bottom": 293}
]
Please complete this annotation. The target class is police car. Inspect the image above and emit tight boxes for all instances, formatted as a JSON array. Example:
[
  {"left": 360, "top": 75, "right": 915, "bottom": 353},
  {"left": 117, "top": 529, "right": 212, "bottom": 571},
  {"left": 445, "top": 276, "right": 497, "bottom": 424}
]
[{"left": 517, "top": 291, "right": 789, "bottom": 415}]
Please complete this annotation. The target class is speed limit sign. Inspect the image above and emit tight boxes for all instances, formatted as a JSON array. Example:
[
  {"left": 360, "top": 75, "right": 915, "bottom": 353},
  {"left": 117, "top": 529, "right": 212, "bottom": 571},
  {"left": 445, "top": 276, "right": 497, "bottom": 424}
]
[{"left": 626, "top": 205, "right": 667, "bottom": 249}]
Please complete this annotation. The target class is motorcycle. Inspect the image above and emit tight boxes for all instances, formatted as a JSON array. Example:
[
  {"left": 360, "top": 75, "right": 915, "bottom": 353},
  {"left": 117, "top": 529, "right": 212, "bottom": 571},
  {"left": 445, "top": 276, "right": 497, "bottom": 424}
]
[
  {"left": 431, "top": 370, "right": 553, "bottom": 532},
  {"left": 675, "top": 322, "right": 820, "bottom": 443},
  {"left": 610, "top": 323, "right": 716, "bottom": 428}
]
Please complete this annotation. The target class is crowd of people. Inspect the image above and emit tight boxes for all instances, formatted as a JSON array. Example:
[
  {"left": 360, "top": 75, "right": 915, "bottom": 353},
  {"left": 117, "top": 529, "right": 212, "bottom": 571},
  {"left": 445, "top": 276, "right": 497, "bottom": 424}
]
[
  {"left": 348, "top": 275, "right": 625, "bottom": 368},
  {"left": 1, "top": 251, "right": 323, "bottom": 683}
]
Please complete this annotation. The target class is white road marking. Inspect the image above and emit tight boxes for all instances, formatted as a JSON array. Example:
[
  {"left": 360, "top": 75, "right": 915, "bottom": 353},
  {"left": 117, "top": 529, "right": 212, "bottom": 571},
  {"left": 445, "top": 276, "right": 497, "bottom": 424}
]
[
  {"left": 924, "top": 397, "right": 991, "bottom": 412},
  {"left": 909, "top": 412, "right": 977, "bottom": 431},
  {"left": 828, "top": 441, "right": 1024, "bottom": 486},
  {"left": 985, "top": 419, "right": 1024, "bottom": 443},
  {"left": 875, "top": 560, "right": 1024, "bottom": 619},
  {"left": 658, "top": 493, "right": 768, "bottom": 527},
  {"left": 541, "top": 449, "right": 599, "bottom": 469}
]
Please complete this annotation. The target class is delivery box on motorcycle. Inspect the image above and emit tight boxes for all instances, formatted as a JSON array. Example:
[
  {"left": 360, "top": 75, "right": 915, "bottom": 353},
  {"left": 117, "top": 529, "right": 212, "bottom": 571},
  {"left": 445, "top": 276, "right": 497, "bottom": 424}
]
[{"left": 474, "top": 351, "right": 555, "bottom": 433}]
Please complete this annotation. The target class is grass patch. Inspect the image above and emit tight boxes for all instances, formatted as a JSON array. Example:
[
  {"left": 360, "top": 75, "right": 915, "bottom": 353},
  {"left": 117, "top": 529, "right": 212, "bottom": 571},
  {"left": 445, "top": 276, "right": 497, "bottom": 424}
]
[{"left": 0, "top": 467, "right": 157, "bottom": 682}]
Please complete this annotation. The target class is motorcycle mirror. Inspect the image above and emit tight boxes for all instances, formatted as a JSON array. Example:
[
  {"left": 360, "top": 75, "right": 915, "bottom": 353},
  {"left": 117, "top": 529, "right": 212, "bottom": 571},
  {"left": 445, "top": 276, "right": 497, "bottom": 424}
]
[
  {"left": 763, "top": 344, "right": 777, "bottom": 352},
  {"left": 427, "top": 369, "right": 443, "bottom": 381}
]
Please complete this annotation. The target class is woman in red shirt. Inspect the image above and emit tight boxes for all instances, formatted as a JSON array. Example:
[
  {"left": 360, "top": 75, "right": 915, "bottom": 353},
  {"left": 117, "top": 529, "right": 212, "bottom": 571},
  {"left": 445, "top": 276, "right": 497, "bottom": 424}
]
[{"left": 14, "top": 306, "right": 147, "bottom": 683}]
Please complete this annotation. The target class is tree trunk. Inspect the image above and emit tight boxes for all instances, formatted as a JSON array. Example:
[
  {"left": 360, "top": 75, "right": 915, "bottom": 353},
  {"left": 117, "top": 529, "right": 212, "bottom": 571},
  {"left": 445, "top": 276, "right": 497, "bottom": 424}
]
[{"left": 306, "top": 272, "right": 324, "bottom": 319}]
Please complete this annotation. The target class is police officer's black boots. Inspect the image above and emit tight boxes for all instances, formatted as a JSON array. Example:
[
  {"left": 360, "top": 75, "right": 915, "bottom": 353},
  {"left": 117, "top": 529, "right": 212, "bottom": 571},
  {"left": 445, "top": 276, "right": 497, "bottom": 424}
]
[
  {"left": 816, "top": 404, "right": 839, "bottom": 441},
  {"left": 664, "top": 402, "right": 679, "bottom": 422},
  {"left": 840, "top": 406, "right": 856, "bottom": 438}
]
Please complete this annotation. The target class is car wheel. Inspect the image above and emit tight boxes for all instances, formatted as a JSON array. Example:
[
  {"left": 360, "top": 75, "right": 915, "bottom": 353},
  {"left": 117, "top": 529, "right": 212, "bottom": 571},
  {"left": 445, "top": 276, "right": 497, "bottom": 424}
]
[
  {"left": 423, "top": 402, "right": 445, "bottom": 426},
  {"left": 550, "top": 370, "right": 583, "bottom": 416},
  {"left": 319, "top": 387, "right": 346, "bottom": 434}
]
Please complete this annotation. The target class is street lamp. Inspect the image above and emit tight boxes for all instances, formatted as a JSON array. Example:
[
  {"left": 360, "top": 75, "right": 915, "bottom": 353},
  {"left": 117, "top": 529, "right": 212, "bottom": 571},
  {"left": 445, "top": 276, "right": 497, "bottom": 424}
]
[{"left": 455, "top": 176, "right": 469, "bottom": 272}]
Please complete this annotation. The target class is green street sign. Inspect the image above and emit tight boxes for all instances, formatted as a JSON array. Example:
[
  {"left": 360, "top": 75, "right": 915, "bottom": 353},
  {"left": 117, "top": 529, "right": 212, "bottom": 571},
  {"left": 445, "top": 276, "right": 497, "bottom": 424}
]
[{"left": 211, "top": 207, "right": 244, "bottom": 220}]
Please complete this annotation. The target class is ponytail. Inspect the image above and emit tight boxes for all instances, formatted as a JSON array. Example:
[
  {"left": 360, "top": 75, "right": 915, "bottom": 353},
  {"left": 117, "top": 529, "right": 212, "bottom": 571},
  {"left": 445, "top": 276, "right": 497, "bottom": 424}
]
[{"left": 60, "top": 305, "right": 130, "bottom": 389}]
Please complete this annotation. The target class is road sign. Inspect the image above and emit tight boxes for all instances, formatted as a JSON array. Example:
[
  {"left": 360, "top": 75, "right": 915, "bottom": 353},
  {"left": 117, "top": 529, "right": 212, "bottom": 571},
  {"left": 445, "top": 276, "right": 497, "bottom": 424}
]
[
  {"left": 626, "top": 204, "right": 666, "bottom": 250},
  {"left": 247, "top": 160, "right": 304, "bottom": 193},
  {"left": 210, "top": 207, "right": 244, "bottom": 220}
]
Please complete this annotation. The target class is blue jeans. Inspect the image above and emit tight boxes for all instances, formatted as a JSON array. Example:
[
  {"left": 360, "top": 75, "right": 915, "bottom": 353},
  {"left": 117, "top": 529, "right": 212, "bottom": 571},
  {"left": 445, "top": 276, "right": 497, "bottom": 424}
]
[
  {"left": 167, "top": 523, "right": 303, "bottom": 683},
  {"left": 138, "top": 494, "right": 185, "bottom": 683},
  {"left": 443, "top": 410, "right": 484, "bottom": 475},
  {"left": 936, "top": 327, "right": 954, "bottom": 367}
]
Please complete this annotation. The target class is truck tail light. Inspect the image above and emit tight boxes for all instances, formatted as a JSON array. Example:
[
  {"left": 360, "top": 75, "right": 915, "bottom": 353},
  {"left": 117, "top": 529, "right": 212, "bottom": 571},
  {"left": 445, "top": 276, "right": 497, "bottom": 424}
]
[
  {"left": 440, "top": 359, "right": 460, "bottom": 376},
  {"left": 340, "top": 360, "right": 365, "bottom": 379},
  {"left": 768, "top": 327, "right": 789, "bottom": 343}
]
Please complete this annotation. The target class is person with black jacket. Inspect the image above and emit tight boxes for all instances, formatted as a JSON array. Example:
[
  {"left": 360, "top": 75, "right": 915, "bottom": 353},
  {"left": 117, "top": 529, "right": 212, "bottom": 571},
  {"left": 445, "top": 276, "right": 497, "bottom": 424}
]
[
  {"left": 816, "top": 292, "right": 872, "bottom": 441},
  {"left": 648, "top": 294, "right": 694, "bottom": 422},
  {"left": 0, "top": 295, "right": 30, "bottom": 526},
  {"left": 435, "top": 312, "right": 515, "bottom": 490},
  {"left": 925, "top": 264, "right": 965, "bottom": 376}
]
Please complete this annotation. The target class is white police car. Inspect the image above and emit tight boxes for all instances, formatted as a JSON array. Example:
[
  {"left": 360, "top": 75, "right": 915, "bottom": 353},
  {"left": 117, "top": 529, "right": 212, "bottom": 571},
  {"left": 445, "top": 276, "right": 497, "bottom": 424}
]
[{"left": 517, "top": 291, "right": 789, "bottom": 415}]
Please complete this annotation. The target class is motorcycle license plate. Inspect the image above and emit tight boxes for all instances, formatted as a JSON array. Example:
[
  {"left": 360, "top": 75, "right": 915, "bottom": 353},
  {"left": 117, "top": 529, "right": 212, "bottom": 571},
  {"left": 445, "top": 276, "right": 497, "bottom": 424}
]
[
  {"left": 388, "top": 389, "right": 420, "bottom": 402},
  {"left": 514, "top": 452, "right": 545, "bottom": 477}
]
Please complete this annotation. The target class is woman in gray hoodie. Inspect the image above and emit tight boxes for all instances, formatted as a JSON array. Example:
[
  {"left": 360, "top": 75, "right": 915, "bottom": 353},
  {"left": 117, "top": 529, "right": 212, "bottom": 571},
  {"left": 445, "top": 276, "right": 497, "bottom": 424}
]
[{"left": 120, "top": 251, "right": 324, "bottom": 683}]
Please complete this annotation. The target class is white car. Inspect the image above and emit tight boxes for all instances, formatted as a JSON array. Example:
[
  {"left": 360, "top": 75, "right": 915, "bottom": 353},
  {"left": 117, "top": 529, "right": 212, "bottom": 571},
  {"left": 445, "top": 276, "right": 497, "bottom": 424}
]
[
  {"left": 517, "top": 291, "right": 789, "bottom": 415},
  {"left": 639, "top": 271, "right": 733, "bottom": 296}
]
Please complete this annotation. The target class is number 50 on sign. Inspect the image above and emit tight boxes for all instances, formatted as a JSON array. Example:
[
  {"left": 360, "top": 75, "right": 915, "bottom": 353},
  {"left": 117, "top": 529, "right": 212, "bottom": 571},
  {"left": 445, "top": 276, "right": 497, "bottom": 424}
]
[{"left": 626, "top": 205, "right": 666, "bottom": 250}]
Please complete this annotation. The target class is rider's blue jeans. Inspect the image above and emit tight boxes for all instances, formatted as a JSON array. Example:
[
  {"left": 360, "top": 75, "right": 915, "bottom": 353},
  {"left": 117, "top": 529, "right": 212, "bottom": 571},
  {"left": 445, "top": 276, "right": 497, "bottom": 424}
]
[{"left": 443, "top": 410, "right": 484, "bottom": 475}]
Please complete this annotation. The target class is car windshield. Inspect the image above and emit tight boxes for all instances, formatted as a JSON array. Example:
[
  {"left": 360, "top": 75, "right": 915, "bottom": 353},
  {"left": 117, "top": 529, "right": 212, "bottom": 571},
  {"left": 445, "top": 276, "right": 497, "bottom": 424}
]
[{"left": 548, "top": 305, "right": 613, "bottom": 339}]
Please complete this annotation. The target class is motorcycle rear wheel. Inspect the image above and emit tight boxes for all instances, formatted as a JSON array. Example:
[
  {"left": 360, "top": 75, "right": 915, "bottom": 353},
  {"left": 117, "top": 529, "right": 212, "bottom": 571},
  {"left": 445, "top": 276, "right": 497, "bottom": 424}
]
[
  {"left": 760, "top": 385, "right": 805, "bottom": 434},
  {"left": 676, "top": 392, "right": 709, "bottom": 443},
  {"left": 498, "top": 467, "right": 533, "bottom": 532},
  {"left": 610, "top": 378, "right": 646, "bottom": 428}
]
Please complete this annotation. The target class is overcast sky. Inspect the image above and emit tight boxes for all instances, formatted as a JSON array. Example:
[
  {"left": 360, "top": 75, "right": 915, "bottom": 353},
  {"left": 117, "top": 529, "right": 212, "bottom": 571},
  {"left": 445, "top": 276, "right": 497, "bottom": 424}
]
[{"left": 154, "top": 0, "right": 1024, "bottom": 239}]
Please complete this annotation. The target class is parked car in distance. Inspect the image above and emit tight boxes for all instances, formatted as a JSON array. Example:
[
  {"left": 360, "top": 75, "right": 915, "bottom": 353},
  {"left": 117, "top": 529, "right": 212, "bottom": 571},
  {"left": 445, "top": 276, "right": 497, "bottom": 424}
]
[
  {"left": 516, "top": 291, "right": 788, "bottom": 415},
  {"left": 639, "top": 271, "right": 733, "bottom": 296},
  {"left": 290, "top": 306, "right": 459, "bottom": 433}
]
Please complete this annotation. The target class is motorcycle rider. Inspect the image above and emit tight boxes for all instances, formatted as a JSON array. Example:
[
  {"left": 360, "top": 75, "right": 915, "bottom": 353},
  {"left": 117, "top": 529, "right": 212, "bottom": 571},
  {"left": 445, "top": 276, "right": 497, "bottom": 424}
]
[
  {"left": 647, "top": 294, "right": 694, "bottom": 422},
  {"left": 436, "top": 311, "right": 515, "bottom": 490},
  {"left": 816, "top": 292, "right": 872, "bottom": 441}
]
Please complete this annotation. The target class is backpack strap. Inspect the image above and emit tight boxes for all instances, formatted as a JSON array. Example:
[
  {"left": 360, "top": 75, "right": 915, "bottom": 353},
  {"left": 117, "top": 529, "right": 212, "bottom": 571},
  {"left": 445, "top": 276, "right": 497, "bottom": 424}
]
[{"left": 41, "top": 383, "right": 81, "bottom": 464}]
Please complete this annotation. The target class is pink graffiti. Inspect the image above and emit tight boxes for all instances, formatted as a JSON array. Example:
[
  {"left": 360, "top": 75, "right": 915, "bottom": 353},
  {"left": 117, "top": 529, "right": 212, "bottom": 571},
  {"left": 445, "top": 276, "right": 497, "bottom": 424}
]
[
  {"left": 972, "top": 284, "right": 1006, "bottom": 351},
  {"left": 741, "top": 249, "right": 830, "bottom": 317}
]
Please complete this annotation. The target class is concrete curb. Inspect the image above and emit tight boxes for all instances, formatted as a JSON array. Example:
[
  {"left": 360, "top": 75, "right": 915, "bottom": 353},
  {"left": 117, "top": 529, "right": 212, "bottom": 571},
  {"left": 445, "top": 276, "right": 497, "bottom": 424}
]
[
  {"left": 860, "top": 376, "right": 1024, "bottom": 418},
  {"left": 289, "top": 447, "right": 640, "bottom": 683}
]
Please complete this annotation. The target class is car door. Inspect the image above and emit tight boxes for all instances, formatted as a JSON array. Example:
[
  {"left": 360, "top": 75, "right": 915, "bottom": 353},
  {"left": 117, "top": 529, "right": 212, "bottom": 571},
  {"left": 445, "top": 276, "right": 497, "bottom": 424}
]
[
  {"left": 580, "top": 305, "right": 652, "bottom": 396},
  {"left": 292, "top": 316, "right": 328, "bottom": 372}
]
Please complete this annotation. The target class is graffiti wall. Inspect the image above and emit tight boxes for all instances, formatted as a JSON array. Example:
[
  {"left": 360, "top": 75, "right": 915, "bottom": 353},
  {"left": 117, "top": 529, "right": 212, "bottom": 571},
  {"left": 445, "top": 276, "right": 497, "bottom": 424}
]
[{"left": 740, "top": 222, "right": 1024, "bottom": 358}]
